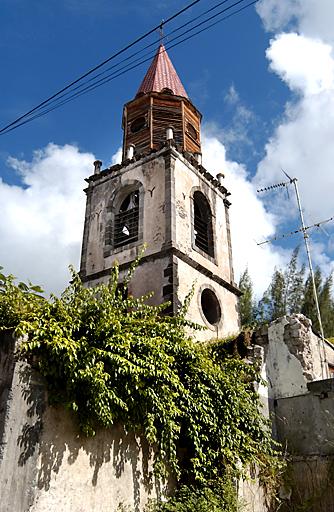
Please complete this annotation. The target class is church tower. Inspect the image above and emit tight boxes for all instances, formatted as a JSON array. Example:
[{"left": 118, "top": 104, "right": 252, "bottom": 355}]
[{"left": 80, "top": 45, "right": 240, "bottom": 340}]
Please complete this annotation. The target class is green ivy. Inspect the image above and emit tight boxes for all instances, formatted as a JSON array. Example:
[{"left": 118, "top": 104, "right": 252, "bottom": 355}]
[
  {"left": 0, "top": 263, "right": 282, "bottom": 493},
  {"left": 146, "top": 476, "right": 240, "bottom": 512}
]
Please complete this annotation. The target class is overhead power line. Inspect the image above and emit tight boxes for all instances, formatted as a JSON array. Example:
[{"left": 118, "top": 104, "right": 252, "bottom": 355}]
[
  {"left": 0, "top": 0, "right": 202, "bottom": 135},
  {"left": 0, "top": 0, "right": 257, "bottom": 135},
  {"left": 27, "top": 0, "right": 236, "bottom": 112}
]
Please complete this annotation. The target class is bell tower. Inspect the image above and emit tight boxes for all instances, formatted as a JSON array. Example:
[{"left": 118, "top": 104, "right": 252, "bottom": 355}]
[
  {"left": 122, "top": 44, "right": 201, "bottom": 159},
  {"left": 80, "top": 45, "right": 240, "bottom": 340}
]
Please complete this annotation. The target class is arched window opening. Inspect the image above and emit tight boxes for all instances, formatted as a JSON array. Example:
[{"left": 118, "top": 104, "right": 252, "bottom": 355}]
[
  {"left": 114, "top": 190, "right": 139, "bottom": 248},
  {"left": 193, "top": 191, "right": 214, "bottom": 257}
]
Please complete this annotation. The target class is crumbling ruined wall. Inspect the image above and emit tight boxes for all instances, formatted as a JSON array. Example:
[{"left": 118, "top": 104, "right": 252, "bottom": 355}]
[
  {"left": 251, "top": 315, "right": 334, "bottom": 511},
  {"left": 255, "top": 314, "right": 328, "bottom": 401}
]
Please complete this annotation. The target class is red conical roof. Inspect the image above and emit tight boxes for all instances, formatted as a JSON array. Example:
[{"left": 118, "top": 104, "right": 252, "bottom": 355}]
[{"left": 137, "top": 44, "right": 188, "bottom": 98}]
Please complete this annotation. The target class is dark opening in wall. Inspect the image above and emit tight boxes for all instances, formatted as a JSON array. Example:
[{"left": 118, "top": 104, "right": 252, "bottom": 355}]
[
  {"left": 201, "top": 288, "right": 221, "bottom": 325},
  {"left": 161, "top": 88, "right": 173, "bottom": 95},
  {"left": 114, "top": 191, "right": 139, "bottom": 248},
  {"left": 187, "top": 122, "right": 197, "bottom": 141},
  {"left": 193, "top": 191, "right": 214, "bottom": 257},
  {"left": 130, "top": 116, "right": 146, "bottom": 133}
]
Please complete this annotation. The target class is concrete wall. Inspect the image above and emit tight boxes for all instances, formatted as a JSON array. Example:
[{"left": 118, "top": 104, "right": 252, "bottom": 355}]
[
  {"left": 280, "top": 456, "right": 334, "bottom": 512},
  {"left": 255, "top": 315, "right": 331, "bottom": 401},
  {"left": 274, "top": 380, "right": 334, "bottom": 510},
  {"left": 251, "top": 317, "right": 334, "bottom": 511},
  {"left": 0, "top": 336, "right": 164, "bottom": 512},
  {"left": 275, "top": 379, "right": 334, "bottom": 456}
]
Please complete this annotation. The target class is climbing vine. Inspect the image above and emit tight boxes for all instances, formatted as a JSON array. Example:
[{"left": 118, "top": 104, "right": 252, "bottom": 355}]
[{"left": 0, "top": 262, "right": 283, "bottom": 503}]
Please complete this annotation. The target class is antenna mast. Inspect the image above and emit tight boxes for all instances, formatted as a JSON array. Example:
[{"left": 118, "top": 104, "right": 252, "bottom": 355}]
[{"left": 258, "top": 171, "right": 329, "bottom": 379}]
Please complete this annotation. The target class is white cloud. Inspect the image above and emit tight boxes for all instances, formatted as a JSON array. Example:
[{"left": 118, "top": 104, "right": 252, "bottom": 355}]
[
  {"left": 202, "top": 133, "right": 286, "bottom": 297},
  {"left": 0, "top": 143, "right": 95, "bottom": 295},
  {"left": 256, "top": 0, "right": 334, "bottom": 45},
  {"left": 267, "top": 33, "right": 334, "bottom": 96},
  {"left": 111, "top": 146, "right": 122, "bottom": 165},
  {"left": 253, "top": 2, "right": 334, "bottom": 284},
  {"left": 256, "top": 32, "right": 334, "bottom": 222}
]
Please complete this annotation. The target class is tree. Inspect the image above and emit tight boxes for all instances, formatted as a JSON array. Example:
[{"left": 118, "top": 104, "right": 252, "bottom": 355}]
[
  {"left": 319, "top": 273, "right": 334, "bottom": 337},
  {"left": 284, "top": 247, "right": 305, "bottom": 315},
  {"left": 238, "top": 268, "right": 256, "bottom": 326},
  {"left": 301, "top": 267, "right": 323, "bottom": 333},
  {"left": 257, "top": 269, "right": 286, "bottom": 323}
]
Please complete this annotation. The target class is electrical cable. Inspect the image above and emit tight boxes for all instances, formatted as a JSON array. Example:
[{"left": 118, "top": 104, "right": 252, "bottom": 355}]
[
  {"left": 1, "top": 0, "right": 255, "bottom": 134},
  {"left": 1, "top": 0, "right": 257, "bottom": 135},
  {"left": 0, "top": 0, "right": 203, "bottom": 135},
  {"left": 50, "top": 0, "right": 235, "bottom": 97},
  {"left": 22, "top": 0, "right": 251, "bottom": 116}
]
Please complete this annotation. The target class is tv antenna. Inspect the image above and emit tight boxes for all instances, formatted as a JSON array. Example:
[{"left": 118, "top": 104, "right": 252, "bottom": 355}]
[{"left": 257, "top": 170, "right": 329, "bottom": 379}]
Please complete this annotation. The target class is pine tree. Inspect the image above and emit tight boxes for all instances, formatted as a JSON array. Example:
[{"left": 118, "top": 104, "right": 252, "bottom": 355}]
[
  {"left": 238, "top": 268, "right": 256, "bottom": 326},
  {"left": 284, "top": 247, "right": 305, "bottom": 315},
  {"left": 257, "top": 268, "right": 286, "bottom": 323},
  {"left": 319, "top": 274, "right": 334, "bottom": 337},
  {"left": 269, "top": 269, "right": 286, "bottom": 320},
  {"left": 301, "top": 267, "right": 322, "bottom": 332}
]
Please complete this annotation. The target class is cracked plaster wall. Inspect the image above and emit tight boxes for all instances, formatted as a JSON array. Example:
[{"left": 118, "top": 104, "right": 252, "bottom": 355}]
[
  {"left": 0, "top": 335, "right": 164, "bottom": 512},
  {"left": 255, "top": 314, "right": 329, "bottom": 400}
]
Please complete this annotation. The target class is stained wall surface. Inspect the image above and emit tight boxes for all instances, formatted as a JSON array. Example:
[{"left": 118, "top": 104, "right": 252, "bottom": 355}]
[
  {"left": 255, "top": 315, "right": 329, "bottom": 401},
  {"left": 0, "top": 336, "right": 164, "bottom": 512},
  {"left": 80, "top": 146, "right": 240, "bottom": 341},
  {"left": 274, "top": 381, "right": 334, "bottom": 511}
]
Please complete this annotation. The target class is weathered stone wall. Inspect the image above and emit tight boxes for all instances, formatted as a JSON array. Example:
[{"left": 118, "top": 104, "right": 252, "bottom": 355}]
[
  {"left": 0, "top": 336, "right": 164, "bottom": 512},
  {"left": 238, "top": 477, "right": 270, "bottom": 512},
  {"left": 80, "top": 146, "right": 240, "bottom": 341},
  {"left": 252, "top": 317, "right": 334, "bottom": 511},
  {"left": 255, "top": 315, "right": 331, "bottom": 402},
  {"left": 280, "top": 456, "right": 334, "bottom": 511},
  {"left": 0, "top": 334, "right": 272, "bottom": 512},
  {"left": 275, "top": 379, "right": 334, "bottom": 457}
]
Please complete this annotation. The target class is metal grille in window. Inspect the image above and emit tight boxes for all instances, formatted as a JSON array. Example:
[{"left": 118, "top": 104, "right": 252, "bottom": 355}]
[
  {"left": 114, "top": 191, "right": 139, "bottom": 248},
  {"left": 193, "top": 192, "right": 214, "bottom": 257}
]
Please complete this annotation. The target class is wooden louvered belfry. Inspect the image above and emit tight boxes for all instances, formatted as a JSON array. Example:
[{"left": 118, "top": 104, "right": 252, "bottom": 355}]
[{"left": 122, "top": 44, "right": 202, "bottom": 159}]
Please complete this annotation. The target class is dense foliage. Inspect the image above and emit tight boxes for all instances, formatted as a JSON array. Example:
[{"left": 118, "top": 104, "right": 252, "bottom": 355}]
[
  {"left": 146, "top": 477, "right": 239, "bottom": 512},
  {"left": 0, "top": 262, "right": 281, "bottom": 505},
  {"left": 0, "top": 266, "right": 45, "bottom": 329},
  {"left": 239, "top": 247, "right": 334, "bottom": 337}
]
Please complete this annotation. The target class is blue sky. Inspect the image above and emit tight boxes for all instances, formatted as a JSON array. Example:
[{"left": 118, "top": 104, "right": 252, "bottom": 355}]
[
  {"left": 0, "top": 0, "right": 286, "bottom": 169},
  {"left": 1, "top": 0, "right": 334, "bottom": 296}
]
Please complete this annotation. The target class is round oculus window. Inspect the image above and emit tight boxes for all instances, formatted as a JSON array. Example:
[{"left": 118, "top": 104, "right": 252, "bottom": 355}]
[
  {"left": 201, "top": 288, "right": 221, "bottom": 325},
  {"left": 130, "top": 116, "right": 146, "bottom": 133}
]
